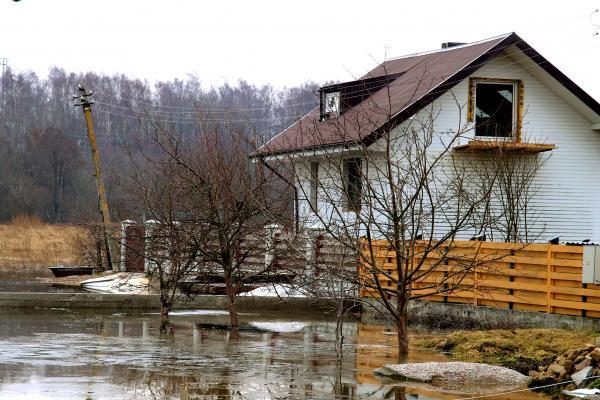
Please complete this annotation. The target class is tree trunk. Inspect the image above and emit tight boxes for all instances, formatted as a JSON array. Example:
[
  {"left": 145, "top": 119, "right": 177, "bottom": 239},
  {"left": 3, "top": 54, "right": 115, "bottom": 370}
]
[
  {"left": 159, "top": 313, "right": 173, "bottom": 336},
  {"left": 333, "top": 358, "right": 343, "bottom": 396},
  {"left": 159, "top": 296, "right": 173, "bottom": 336},
  {"left": 394, "top": 386, "right": 407, "bottom": 400},
  {"left": 334, "top": 299, "right": 345, "bottom": 361},
  {"left": 224, "top": 268, "right": 239, "bottom": 330},
  {"left": 396, "top": 293, "right": 410, "bottom": 359}
]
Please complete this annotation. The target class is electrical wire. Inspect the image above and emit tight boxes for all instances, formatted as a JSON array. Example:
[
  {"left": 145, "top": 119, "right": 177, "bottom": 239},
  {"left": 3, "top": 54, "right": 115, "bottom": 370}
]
[
  {"left": 92, "top": 52, "right": 553, "bottom": 127},
  {"left": 88, "top": 36, "right": 588, "bottom": 129},
  {"left": 453, "top": 373, "right": 600, "bottom": 399},
  {"left": 92, "top": 37, "right": 544, "bottom": 114},
  {"left": 92, "top": 107, "right": 304, "bottom": 125},
  {"left": 93, "top": 99, "right": 312, "bottom": 118}
]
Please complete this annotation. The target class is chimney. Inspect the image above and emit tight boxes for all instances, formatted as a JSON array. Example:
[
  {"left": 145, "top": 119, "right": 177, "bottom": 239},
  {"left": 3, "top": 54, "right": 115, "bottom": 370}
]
[{"left": 441, "top": 42, "right": 466, "bottom": 49}]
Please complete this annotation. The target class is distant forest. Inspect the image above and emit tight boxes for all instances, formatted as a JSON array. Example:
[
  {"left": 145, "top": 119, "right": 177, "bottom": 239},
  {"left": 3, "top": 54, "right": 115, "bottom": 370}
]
[{"left": 0, "top": 67, "right": 319, "bottom": 223}]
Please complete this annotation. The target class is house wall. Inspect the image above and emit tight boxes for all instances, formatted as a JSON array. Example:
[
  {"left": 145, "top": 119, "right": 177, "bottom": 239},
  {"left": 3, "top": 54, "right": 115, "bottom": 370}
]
[
  {"left": 407, "top": 51, "right": 600, "bottom": 242},
  {"left": 295, "top": 51, "right": 600, "bottom": 242},
  {"left": 294, "top": 157, "right": 359, "bottom": 231}
]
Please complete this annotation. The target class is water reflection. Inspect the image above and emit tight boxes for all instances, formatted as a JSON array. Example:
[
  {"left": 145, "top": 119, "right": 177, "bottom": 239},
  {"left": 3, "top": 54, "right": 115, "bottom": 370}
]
[
  {"left": 0, "top": 272, "right": 86, "bottom": 293},
  {"left": 0, "top": 309, "right": 548, "bottom": 400}
]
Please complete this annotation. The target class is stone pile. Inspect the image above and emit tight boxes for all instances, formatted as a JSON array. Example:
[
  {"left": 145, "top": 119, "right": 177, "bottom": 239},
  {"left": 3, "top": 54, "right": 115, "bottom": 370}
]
[{"left": 529, "top": 344, "right": 600, "bottom": 390}]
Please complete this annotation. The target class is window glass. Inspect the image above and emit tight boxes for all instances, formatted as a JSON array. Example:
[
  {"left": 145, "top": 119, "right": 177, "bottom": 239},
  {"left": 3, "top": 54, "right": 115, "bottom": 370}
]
[
  {"left": 475, "top": 83, "right": 514, "bottom": 138},
  {"left": 310, "top": 162, "right": 318, "bottom": 209},
  {"left": 344, "top": 158, "right": 361, "bottom": 211},
  {"left": 324, "top": 92, "right": 340, "bottom": 115}
]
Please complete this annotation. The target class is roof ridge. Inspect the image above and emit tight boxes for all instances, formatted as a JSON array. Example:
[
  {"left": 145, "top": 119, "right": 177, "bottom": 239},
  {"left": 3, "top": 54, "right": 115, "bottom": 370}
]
[
  {"left": 253, "top": 32, "right": 600, "bottom": 158},
  {"left": 385, "top": 32, "right": 514, "bottom": 62}
]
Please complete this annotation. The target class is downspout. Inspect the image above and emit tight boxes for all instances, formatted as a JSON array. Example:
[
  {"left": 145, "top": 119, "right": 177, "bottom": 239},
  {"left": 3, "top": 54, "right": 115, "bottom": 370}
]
[{"left": 258, "top": 158, "right": 299, "bottom": 233}]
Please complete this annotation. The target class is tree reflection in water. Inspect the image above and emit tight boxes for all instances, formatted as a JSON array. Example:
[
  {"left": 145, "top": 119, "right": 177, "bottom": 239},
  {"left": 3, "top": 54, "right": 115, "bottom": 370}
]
[{"left": 0, "top": 310, "right": 550, "bottom": 400}]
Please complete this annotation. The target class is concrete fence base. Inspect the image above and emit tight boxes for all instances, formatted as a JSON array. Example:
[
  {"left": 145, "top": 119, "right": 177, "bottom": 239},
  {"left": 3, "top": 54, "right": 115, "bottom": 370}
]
[
  {"left": 362, "top": 299, "right": 600, "bottom": 331},
  {"left": 3, "top": 293, "right": 600, "bottom": 330}
]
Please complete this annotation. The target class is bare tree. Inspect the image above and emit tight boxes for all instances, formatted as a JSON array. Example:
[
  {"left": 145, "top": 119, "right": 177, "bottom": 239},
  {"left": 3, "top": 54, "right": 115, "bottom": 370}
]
[
  {"left": 287, "top": 228, "right": 359, "bottom": 360},
  {"left": 465, "top": 147, "right": 548, "bottom": 242},
  {"left": 123, "top": 116, "right": 291, "bottom": 333},
  {"left": 274, "top": 77, "right": 545, "bottom": 357}
]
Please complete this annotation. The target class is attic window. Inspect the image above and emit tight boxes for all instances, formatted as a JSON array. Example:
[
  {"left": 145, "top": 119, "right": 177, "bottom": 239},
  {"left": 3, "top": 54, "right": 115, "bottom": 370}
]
[
  {"left": 468, "top": 78, "right": 524, "bottom": 141},
  {"left": 323, "top": 91, "right": 340, "bottom": 119}
]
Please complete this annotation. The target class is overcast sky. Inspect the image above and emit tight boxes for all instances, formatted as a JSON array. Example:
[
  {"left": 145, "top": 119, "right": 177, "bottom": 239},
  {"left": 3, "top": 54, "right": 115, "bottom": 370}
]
[{"left": 0, "top": 1, "right": 598, "bottom": 99}]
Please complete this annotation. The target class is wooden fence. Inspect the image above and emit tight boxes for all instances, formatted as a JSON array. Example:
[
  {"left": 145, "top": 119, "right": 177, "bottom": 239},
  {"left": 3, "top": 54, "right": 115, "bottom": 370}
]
[{"left": 359, "top": 240, "right": 600, "bottom": 318}]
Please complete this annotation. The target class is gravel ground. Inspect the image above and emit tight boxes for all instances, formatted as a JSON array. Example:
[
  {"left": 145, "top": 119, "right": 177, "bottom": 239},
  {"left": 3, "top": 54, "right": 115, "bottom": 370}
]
[{"left": 376, "top": 361, "right": 529, "bottom": 385}]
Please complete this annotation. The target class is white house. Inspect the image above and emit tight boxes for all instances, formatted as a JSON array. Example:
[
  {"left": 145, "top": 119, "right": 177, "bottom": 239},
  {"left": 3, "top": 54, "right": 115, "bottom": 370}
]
[{"left": 252, "top": 33, "right": 600, "bottom": 243}]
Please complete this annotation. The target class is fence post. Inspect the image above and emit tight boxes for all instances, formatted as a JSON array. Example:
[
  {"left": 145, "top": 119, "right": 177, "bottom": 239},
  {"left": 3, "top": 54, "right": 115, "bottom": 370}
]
[
  {"left": 120, "top": 220, "right": 135, "bottom": 272},
  {"left": 144, "top": 219, "right": 158, "bottom": 274},
  {"left": 546, "top": 244, "right": 552, "bottom": 314},
  {"left": 264, "top": 223, "right": 283, "bottom": 270},
  {"left": 473, "top": 241, "right": 483, "bottom": 307}
]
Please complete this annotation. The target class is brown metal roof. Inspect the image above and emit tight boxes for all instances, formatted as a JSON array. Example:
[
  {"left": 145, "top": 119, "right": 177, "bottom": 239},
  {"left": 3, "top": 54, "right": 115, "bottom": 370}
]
[{"left": 253, "top": 33, "right": 600, "bottom": 157}]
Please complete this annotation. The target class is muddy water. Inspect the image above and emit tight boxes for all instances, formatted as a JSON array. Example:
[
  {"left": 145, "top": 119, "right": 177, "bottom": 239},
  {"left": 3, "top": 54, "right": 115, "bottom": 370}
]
[
  {"left": 0, "top": 271, "right": 84, "bottom": 293},
  {"left": 0, "top": 309, "right": 550, "bottom": 400}
]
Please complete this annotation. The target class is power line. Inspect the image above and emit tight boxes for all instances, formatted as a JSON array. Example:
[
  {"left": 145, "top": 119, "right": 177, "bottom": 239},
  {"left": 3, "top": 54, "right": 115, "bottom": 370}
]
[
  {"left": 88, "top": 36, "right": 582, "bottom": 129},
  {"left": 93, "top": 52, "right": 554, "bottom": 127},
  {"left": 92, "top": 107, "right": 306, "bottom": 125},
  {"left": 92, "top": 42, "right": 551, "bottom": 124},
  {"left": 92, "top": 38, "right": 540, "bottom": 113},
  {"left": 93, "top": 100, "right": 313, "bottom": 118},
  {"left": 0, "top": 57, "right": 7, "bottom": 111},
  {"left": 94, "top": 92, "right": 318, "bottom": 112},
  {"left": 453, "top": 373, "right": 600, "bottom": 399}
]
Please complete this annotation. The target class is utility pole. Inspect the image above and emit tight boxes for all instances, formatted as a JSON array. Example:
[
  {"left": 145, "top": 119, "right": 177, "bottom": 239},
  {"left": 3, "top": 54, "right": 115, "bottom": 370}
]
[
  {"left": 0, "top": 58, "right": 7, "bottom": 112},
  {"left": 74, "top": 85, "right": 118, "bottom": 271}
]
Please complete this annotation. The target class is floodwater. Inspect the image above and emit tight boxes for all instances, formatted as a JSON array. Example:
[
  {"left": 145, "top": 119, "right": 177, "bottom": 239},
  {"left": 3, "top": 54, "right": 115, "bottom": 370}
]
[
  {"left": 0, "top": 309, "right": 551, "bottom": 400},
  {"left": 0, "top": 272, "right": 85, "bottom": 293}
]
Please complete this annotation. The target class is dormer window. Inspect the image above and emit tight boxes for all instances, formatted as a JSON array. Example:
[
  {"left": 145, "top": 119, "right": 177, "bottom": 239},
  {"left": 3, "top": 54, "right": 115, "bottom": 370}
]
[
  {"left": 467, "top": 78, "right": 524, "bottom": 141},
  {"left": 321, "top": 91, "right": 340, "bottom": 120},
  {"left": 324, "top": 92, "right": 340, "bottom": 114},
  {"left": 318, "top": 72, "right": 403, "bottom": 121}
]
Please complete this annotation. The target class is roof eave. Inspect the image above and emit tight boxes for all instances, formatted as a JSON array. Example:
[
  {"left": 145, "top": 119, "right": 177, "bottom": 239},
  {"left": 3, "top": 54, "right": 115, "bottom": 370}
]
[
  {"left": 363, "top": 33, "right": 520, "bottom": 146},
  {"left": 513, "top": 39, "right": 600, "bottom": 116}
]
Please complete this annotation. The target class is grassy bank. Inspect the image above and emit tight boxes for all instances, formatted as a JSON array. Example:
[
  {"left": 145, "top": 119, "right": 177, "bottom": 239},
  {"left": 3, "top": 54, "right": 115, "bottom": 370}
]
[
  {"left": 0, "top": 215, "right": 88, "bottom": 269},
  {"left": 414, "top": 328, "right": 598, "bottom": 374}
]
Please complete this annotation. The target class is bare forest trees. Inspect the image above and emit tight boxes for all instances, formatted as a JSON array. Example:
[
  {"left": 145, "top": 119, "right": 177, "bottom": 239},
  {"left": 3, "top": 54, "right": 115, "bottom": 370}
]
[
  {"left": 0, "top": 65, "right": 317, "bottom": 223},
  {"left": 122, "top": 118, "right": 292, "bottom": 332},
  {"left": 284, "top": 85, "right": 545, "bottom": 356}
]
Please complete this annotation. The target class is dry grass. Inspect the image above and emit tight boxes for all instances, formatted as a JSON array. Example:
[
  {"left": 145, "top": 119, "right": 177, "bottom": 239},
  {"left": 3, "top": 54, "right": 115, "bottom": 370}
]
[
  {"left": 414, "top": 328, "right": 598, "bottom": 374},
  {"left": 0, "top": 217, "right": 89, "bottom": 268}
]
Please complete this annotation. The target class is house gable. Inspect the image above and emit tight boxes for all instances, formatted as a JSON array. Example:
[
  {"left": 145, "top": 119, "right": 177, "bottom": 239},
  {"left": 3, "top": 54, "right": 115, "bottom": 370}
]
[
  {"left": 367, "top": 52, "right": 600, "bottom": 242},
  {"left": 253, "top": 33, "right": 600, "bottom": 158}
]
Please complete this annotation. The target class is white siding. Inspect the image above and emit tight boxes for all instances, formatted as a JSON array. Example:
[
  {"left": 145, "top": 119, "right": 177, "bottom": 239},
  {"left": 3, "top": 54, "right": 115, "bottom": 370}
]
[
  {"left": 296, "top": 50, "right": 600, "bottom": 242},
  {"left": 393, "top": 52, "right": 600, "bottom": 242}
]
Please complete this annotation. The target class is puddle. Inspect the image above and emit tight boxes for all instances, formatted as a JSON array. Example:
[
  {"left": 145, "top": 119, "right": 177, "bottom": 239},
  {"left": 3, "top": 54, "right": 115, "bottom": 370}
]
[{"left": 0, "top": 309, "right": 550, "bottom": 399}]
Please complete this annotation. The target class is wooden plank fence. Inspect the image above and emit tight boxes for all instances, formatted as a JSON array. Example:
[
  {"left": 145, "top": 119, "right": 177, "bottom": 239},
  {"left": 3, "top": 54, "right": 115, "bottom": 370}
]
[{"left": 359, "top": 240, "right": 600, "bottom": 318}]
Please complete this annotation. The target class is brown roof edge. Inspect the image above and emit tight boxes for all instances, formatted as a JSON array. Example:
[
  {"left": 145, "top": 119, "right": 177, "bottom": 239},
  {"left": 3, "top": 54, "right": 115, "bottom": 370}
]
[
  {"left": 253, "top": 32, "right": 600, "bottom": 156},
  {"left": 249, "top": 139, "right": 359, "bottom": 159},
  {"left": 363, "top": 33, "right": 521, "bottom": 146},
  {"left": 366, "top": 33, "right": 600, "bottom": 146},
  {"left": 513, "top": 38, "right": 600, "bottom": 116}
]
